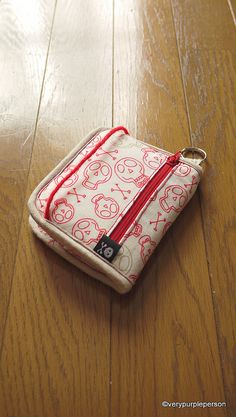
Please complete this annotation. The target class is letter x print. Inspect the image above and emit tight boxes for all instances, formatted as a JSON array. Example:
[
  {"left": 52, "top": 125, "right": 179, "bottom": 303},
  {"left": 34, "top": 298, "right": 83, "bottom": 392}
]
[
  {"left": 111, "top": 183, "right": 131, "bottom": 200},
  {"left": 67, "top": 188, "right": 86, "bottom": 203},
  {"left": 96, "top": 147, "right": 118, "bottom": 160},
  {"left": 184, "top": 175, "right": 198, "bottom": 194},
  {"left": 149, "top": 211, "right": 166, "bottom": 231}
]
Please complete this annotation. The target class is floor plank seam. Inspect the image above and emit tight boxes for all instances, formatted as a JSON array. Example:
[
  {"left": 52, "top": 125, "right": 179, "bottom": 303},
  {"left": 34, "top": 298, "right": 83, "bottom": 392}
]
[
  {"left": 109, "top": 290, "right": 113, "bottom": 417},
  {"left": 227, "top": 0, "right": 236, "bottom": 25},
  {"left": 197, "top": 192, "right": 229, "bottom": 415},
  {"left": 0, "top": 0, "right": 58, "bottom": 364},
  {"left": 170, "top": 0, "right": 230, "bottom": 412},
  {"left": 169, "top": 0, "right": 193, "bottom": 147},
  {"left": 28, "top": 0, "right": 58, "bottom": 169}
]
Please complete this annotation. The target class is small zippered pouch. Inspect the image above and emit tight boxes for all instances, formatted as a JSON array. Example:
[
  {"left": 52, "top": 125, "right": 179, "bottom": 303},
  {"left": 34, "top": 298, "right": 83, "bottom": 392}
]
[{"left": 28, "top": 126, "right": 206, "bottom": 293}]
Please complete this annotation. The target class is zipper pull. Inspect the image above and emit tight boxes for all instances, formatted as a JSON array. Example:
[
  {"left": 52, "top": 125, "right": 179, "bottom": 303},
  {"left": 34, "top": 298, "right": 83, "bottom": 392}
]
[{"left": 167, "top": 151, "right": 181, "bottom": 166}]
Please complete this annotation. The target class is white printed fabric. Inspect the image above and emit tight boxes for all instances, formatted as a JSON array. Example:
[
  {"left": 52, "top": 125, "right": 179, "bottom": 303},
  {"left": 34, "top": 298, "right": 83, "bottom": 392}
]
[{"left": 30, "top": 127, "right": 202, "bottom": 289}]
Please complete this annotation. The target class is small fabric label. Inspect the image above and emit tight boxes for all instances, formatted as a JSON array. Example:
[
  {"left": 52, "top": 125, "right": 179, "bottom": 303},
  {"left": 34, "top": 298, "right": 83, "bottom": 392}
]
[{"left": 93, "top": 235, "right": 121, "bottom": 262}]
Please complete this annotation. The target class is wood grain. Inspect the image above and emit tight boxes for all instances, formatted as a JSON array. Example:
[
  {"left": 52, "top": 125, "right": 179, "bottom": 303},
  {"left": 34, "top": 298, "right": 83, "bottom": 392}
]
[
  {"left": 227, "top": 0, "right": 236, "bottom": 23},
  {"left": 110, "top": 1, "right": 227, "bottom": 416},
  {"left": 0, "top": 0, "right": 113, "bottom": 416},
  {"left": 172, "top": 0, "right": 236, "bottom": 415},
  {"left": 0, "top": 0, "right": 56, "bottom": 344},
  {"left": 0, "top": 0, "right": 235, "bottom": 416}
]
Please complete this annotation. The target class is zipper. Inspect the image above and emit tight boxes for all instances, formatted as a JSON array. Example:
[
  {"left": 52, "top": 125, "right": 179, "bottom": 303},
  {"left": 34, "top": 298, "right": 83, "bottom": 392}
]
[
  {"left": 109, "top": 151, "right": 181, "bottom": 243},
  {"left": 44, "top": 126, "right": 129, "bottom": 220}
]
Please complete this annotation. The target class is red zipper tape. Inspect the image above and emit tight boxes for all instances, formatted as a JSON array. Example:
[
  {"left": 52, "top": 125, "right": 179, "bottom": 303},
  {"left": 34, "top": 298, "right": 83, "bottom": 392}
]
[
  {"left": 44, "top": 126, "right": 129, "bottom": 220},
  {"left": 109, "top": 152, "right": 181, "bottom": 243}
]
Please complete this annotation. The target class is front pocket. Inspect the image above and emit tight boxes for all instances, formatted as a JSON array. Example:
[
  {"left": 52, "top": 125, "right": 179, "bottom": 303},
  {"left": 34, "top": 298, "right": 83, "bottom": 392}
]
[
  {"left": 92, "top": 152, "right": 182, "bottom": 263},
  {"left": 36, "top": 126, "right": 166, "bottom": 252},
  {"left": 94, "top": 155, "right": 201, "bottom": 282},
  {"left": 108, "top": 151, "right": 181, "bottom": 243}
]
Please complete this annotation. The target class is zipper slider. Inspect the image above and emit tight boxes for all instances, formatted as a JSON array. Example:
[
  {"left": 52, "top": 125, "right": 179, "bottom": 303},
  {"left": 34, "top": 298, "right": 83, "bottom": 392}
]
[{"left": 167, "top": 151, "right": 181, "bottom": 166}]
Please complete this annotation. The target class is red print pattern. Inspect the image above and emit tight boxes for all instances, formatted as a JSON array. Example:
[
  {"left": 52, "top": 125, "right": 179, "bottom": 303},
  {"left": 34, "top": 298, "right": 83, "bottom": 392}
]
[
  {"left": 159, "top": 185, "right": 188, "bottom": 213},
  {"left": 142, "top": 148, "right": 167, "bottom": 169},
  {"left": 91, "top": 193, "right": 119, "bottom": 219},
  {"left": 82, "top": 160, "right": 112, "bottom": 190},
  {"left": 128, "top": 274, "right": 138, "bottom": 282},
  {"left": 124, "top": 222, "right": 142, "bottom": 238},
  {"left": 162, "top": 221, "right": 172, "bottom": 236},
  {"left": 35, "top": 126, "right": 201, "bottom": 283},
  {"left": 72, "top": 218, "right": 106, "bottom": 244},
  {"left": 149, "top": 211, "right": 167, "bottom": 231},
  {"left": 54, "top": 165, "right": 79, "bottom": 188},
  {"left": 52, "top": 198, "right": 75, "bottom": 224},
  {"left": 36, "top": 183, "right": 49, "bottom": 213},
  {"left": 115, "top": 157, "right": 149, "bottom": 188},
  {"left": 67, "top": 188, "right": 86, "bottom": 203},
  {"left": 138, "top": 235, "right": 156, "bottom": 264},
  {"left": 95, "top": 147, "right": 118, "bottom": 160},
  {"left": 80, "top": 134, "right": 103, "bottom": 156},
  {"left": 111, "top": 183, "right": 131, "bottom": 200},
  {"left": 183, "top": 175, "right": 198, "bottom": 194},
  {"left": 173, "top": 163, "right": 191, "bottom": 177}
]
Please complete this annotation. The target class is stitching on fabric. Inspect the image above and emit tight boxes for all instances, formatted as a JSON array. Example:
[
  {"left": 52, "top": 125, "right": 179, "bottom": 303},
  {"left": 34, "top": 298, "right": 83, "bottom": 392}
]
[
  {"left": 106, "top": 158, "right": 169, "bottom": 235},
  {"left": 118, "top": 169, "right": 175, "bottom": 246},
  {"left": 131, "top": 137, "right": 202, "bottom": 174},
  {"left": 32, "top": 218, "right": 133, "bottom": 288},
  {"left": 118, "top": 165, "right": 200, "bottom": 246},
  {"left": 38, "top": 216, "right": 133, "bottom": 284},
  {"left": 34, "top": 128, "right": 106, "bottom": 207},
  {"left": 30, "top": 125, "right": 133, "bottom": 282},
  {"left": 44, "top": 126, "right": 129, "bottom": 219},
  {"left": 35, "top": 129, "right": 105, "bottom": 209},
  {"left": 42, "top": 162, "right": 185, "bottom": 279},
  {"left": 41, "top": 129, "right": 150, "bottom": 241},
  {"left": 32, "top": 128, "right": 201, "bottom": 282}
]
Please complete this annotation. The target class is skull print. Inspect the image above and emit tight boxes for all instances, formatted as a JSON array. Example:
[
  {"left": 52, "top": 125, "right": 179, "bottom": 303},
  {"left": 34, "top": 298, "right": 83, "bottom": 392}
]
[
  {"left": 103, "top": 246, "right": 114, "bottom": 259},
  {"left": 128, "top": 274, "right": 138, "bottom": 282},
  {"left": 115, "top": 157, "right": 149, "bottom": 188},
  {"left": 72, "top": 218, "right": 106, "bottom": 245},
  {"left": 141, "top": 148, "right": 167, "bottom": 170},
  {"left": 114, "top": 244, "right": 133, "bottom": 274},
  {"left": 91, "top": 194, "right": 119, "bottom": 219},
  {"left": 81, "top": 133, "right": 103, "bottom": 156},
  {"left": 173, "top": 163, "right": 191, "bottom": 177},
  {"left": 82, "top": 160, "right": 112, "bottom": 190},
  {"left": 87, "top": 133, "right": 103, "bottom": 149},
  {"left": 138, "top": 235, "right": 156, "bottom": 264},
  {"left": 52, "top": 198, "right": 75, "bottom": 224},
  {"left": 162, "top": 221, "right": 172, "bottom": 236},
  {"left": 159, "top": 185, "right": 188, "bottom": 213},
  {"left": 54, "top": 165, "right": 79, "bottom": 188}
]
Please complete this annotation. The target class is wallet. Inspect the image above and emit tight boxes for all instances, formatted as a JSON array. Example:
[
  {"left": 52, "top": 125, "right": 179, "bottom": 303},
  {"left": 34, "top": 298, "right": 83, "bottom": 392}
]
[{"left": 28, "top": 126, "right": 206, "bottom": 293}]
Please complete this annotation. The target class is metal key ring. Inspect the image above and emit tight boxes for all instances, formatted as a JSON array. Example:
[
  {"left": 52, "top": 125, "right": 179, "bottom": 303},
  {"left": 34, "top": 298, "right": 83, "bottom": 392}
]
[{"left": 181, "top": 147, "right": 207, "bottom": 163}]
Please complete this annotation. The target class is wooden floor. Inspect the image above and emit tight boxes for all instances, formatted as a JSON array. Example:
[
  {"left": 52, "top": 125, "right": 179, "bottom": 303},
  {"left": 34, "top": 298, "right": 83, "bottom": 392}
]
[{"left": 0, "top": 0, "right": 235, "bottom": 416}]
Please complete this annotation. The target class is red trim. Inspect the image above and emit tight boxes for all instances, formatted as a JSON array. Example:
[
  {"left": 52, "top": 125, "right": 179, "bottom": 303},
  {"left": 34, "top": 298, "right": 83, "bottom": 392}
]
[
  {"left": 109, "top": 152, "right": 181, "bottom": 243},
  {"left": 44, "top": 126, "right": 129, "bottom": 220}
]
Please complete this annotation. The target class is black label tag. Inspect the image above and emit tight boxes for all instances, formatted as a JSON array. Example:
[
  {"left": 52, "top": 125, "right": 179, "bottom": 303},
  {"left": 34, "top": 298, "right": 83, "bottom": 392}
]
[{"left": 93, "top": 235, "right": 121, "bottom": 262}]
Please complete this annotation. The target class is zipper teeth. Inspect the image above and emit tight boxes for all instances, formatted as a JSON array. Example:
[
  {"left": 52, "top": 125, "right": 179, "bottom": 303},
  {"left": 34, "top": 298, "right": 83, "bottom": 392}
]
[{"left": 110, "top": 156, "right": 179, "bottom": 243}]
